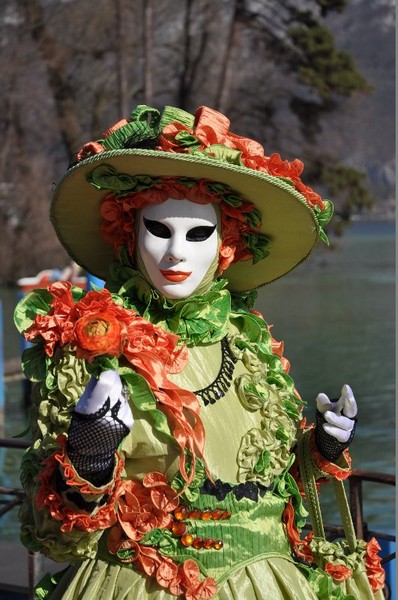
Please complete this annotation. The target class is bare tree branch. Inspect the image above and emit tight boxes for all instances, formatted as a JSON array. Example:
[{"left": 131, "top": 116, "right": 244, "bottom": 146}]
[
  {"left": 20, "top": 0, "right": 82, "bottom": 157},
  {"left": 116, "top": 0, "right": 129, "bottom": 117},
  {"left": 215, "top": 0, "right": 240, "bottom": 114},
  {"left": 143, "top": 0, "right": 154, "bottom": 106}
]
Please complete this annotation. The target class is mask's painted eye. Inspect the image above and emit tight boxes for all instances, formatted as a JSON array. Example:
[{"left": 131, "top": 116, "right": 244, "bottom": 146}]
[
  {"left": 186, "top": 225, "right": 217, "bottom": 242},
  {"left": 143, "top": 217, "right": 171, "bottom": 239}
]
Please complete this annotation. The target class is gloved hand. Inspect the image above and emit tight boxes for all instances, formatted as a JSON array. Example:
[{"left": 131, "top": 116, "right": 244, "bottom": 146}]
[
  {"left": 67, "top": 370, "right": 134, "bottom": 486},
  {"left": 315, "top": 384, "right": 357, "bottom": 462}
]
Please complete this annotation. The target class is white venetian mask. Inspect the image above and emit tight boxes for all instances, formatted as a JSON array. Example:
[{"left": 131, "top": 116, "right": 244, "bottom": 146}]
[{"left": 137, "top": 198, "right": 218, "bottom": 299}]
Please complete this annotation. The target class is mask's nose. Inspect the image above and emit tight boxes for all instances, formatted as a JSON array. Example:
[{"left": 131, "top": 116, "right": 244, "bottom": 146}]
[{"left": 164, "top": 235, "right": 185, "bottom": 264}]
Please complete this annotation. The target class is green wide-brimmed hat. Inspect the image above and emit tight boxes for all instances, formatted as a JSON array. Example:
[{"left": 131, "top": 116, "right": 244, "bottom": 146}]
[{"left": 50, "top": 104, "right": 333, "bottom": 292}]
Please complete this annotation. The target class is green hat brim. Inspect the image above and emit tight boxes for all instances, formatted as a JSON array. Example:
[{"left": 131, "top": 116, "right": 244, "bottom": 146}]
[{"left": 50, "top": 148, "right": 320, "bottom": 292}]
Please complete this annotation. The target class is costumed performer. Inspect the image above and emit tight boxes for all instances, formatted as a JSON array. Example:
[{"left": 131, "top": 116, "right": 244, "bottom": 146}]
[{"left": 15, "top": 105, "right": 385, "bottom": 600}]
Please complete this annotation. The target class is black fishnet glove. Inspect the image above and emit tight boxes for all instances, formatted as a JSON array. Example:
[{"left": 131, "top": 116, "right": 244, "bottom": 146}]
[
  {"left": 314, "top": 384, "right": 358, "bottom": 462},
  {"left": 66, "top": 371, "right": 134, "bottom": 487}
]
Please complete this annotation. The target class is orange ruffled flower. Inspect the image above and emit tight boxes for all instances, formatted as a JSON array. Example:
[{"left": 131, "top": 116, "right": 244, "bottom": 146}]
[
  {"left": 24, "top": 281, "right": 186, "bottom": 372},
  {"left": 364, "top": 537, "right": 386, "bottom": 592},
  {"left": 24, "top": 283, "right": 129, "bottom": 359},
  {"left": 324, "top": 562, "right": 352, "bottom": 582},
  {"left": 74, "top": 312, "right": 123, "bottom": 361}
]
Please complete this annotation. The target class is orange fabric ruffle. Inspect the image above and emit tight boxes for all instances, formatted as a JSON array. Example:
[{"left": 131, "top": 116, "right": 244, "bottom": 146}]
[
  {"left": 157, "top": 106, "right": 325, "bottom": 210},
  {"left": 309, "top": 428, "right": 352, "bottom": 481},
  {"left": 365, "top": 537, "right": 386, "bottom": 592},
  {"left": 282, "top": 499, "right": 314, "bottom": 562},
  {"left": 107, "top": 473, "right": 217, "bottom": 599},
  {"left": 324, "top": 562, "right": 352, "bottom": 582},
  {"left": 36, "top": 434, "right": 124, "bottom": 533}
]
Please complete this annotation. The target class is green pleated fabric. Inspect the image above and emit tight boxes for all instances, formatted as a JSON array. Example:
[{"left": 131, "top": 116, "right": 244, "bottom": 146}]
[
  {"left": 38, "top": 555, "right": 384, "bottom": 600},
  {"left": 36, "top": 557, "right": 319, "bottom": 600}
]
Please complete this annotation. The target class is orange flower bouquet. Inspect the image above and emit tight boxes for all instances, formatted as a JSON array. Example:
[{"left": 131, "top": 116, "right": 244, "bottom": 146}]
[
  {"left": 20, "top": 280, "right": 184, "bottom": 376},
  {"left": 15, "top": 280, "right": 208, "bottom": 487}
]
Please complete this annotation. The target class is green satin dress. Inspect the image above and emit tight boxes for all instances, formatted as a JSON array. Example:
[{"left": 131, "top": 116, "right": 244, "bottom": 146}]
[{"left": 15, "top": 267, "right": 384, "bottom": 600}]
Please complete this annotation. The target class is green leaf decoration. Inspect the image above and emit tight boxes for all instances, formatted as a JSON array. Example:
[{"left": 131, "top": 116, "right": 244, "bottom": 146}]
[
  {"left": 319, "top": 229, "right": 330, "bottom": 246},
  {"left": 87, "top": 165, "right": 138, "bottom": 191},
  {"left": 87, "top": 355, "right": 119, "bottom": 378},
  {"left": 21, "top": 344, "right": 48, "bottom": 382},
  {"left": 119, "top": 368, "right": 173, "bottom": 441},
  {"left": 242, "top": 231, "right": 271, "bottom": 264},
  {"left": 140, "top": 528, "right": 176, "bottom": 551},
  {"left": 170, "top": 457, "right": 207, "bottom": 502},
  {"left": 71, "top": 286, "right": 87, "bottom": 302},
  {"left": 199, "top": 144, "right": 243, "bottom": 165},
  {"left": 283, "top": 399, "right": 301, "bottom": 420},
  {"left": 244, "top": 207, "right": 262, "bottom": 229},
  {"left": 88, "top": 166, "right": 162, "bottom": 194},
  {"left": 276, "top": 426, "right": 289, "bottom": 443},
  {"left": 101, "top": 119, "right": 158, "bottom": 152},
  {"left": 207, "top": 182, "right": 242, "bottom": 206},
  {"left": 14, "top": 289, "right": 52, "bottom": 333},
  {"left": 315, "top": 199, "right": 334, "bottom": 226},
  {"left": 175, "top": 130, "right": 201, "bottom": 149},
  {"left": 116, "top": 548, "right": 137, "bottom": 561},
  {"left": 254, "top": 450, "right": 271, "bottom": 473}
]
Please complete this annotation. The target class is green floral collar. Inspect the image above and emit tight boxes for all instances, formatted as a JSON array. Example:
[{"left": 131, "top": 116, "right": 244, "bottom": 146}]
[{"left": 106, "top": 261, "right": 231, "bottom": 345}]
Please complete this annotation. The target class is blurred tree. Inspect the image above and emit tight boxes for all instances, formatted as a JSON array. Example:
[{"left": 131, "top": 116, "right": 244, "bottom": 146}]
[
  {"left": 20, "top": 0, "right": 83, "bottom": 155},
  {"left": 0, "top": 0, "right": 384, "bottom": 283}
]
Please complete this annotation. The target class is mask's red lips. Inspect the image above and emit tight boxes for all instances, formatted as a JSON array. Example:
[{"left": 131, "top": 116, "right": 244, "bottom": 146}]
[{"left": 160, "top": 270, "right": 192, "bottom": 282}]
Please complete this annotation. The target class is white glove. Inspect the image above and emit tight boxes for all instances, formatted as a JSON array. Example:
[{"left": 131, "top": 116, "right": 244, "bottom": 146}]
[
  {"left": 67, "top": 370, "right": 134, "bottom": 486},
  {"left": 76, "top": 369, "right": 134, "bottom": 430},
  {"left": 316, "top": 384, "right": 357, "bottom": 443}
]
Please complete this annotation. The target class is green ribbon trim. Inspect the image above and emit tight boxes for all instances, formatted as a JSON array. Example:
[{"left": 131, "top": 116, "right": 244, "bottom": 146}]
[
  {"left": 87, "top": 165, "right": 162, "bottom": 193},
  {"left": 99, "top": 105, "right": 161, "bottom": 152},
  {"left": 159, "top": 105, "right": 195, "bottom": 130},
  {"left": 192, "top": 143, "right": 244, "bottom": 165}
]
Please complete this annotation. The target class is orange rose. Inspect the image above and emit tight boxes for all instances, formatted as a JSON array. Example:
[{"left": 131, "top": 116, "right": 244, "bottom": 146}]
[{"left": 74, "top": 312, "right": 124, "bottom": 361}]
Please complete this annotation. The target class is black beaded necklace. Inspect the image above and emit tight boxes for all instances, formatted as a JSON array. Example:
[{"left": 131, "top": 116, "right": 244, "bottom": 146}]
[{"left": 194, "top": 337, "right": 238, "bottom": 406}]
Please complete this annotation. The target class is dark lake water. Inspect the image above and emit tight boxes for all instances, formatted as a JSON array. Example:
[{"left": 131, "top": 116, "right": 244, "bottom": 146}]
[{"left": 0, "top": 220, "right": 395, "bottom": 540}]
